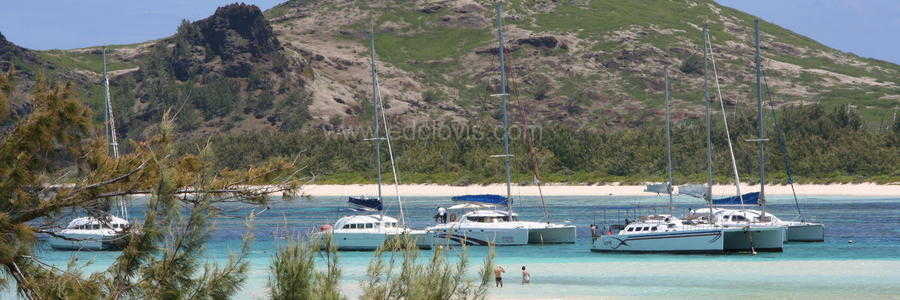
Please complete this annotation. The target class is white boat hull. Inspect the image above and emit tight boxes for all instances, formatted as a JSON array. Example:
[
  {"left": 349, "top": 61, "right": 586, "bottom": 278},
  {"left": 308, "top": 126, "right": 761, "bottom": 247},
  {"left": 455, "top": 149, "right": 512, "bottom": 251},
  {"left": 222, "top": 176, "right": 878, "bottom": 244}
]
[
  {"left": 323, "top": 231, "right": 432, "bottom": 251},
  {"left": 591, "top": 229, "right": 725, "bottom": 254},
  {"left": 526, "top": 224, "right": 577, "bottom": 244},
  {"left": 48, "top": 233, "right": 124, "bottom": 251},
  {"left": 785, "top": 223, "right": 825, "bottom": 242},
  {"left": 429, "top": 227, "right": 529, "bottom": 246},
  {"left": 722, "top": 226, "right": 784, "bottom": 252}
]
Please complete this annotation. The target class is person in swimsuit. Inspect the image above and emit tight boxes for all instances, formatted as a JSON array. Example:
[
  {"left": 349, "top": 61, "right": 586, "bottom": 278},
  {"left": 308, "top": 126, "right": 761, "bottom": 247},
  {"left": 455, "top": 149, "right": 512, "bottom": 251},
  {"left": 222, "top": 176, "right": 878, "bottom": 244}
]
[
  {"left": 521, "top": 266, "right": 531, "bottom": 284},
  {"left": 494, "top": 265, "right": 506, "bottom": 287}
]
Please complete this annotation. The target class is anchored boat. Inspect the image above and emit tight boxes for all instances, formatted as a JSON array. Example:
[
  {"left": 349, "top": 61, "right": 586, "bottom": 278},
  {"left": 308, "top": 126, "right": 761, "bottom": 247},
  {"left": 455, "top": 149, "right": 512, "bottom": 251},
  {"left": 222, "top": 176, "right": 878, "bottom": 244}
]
[
  {"left": 50, "top": 49, "right": 131, "bottom": 251},
  {"left": 427, "top": 3, "right": 575, "bottom": 247},
  {"left": 314, "top": 27, "right": 429, "bottom": 251}
]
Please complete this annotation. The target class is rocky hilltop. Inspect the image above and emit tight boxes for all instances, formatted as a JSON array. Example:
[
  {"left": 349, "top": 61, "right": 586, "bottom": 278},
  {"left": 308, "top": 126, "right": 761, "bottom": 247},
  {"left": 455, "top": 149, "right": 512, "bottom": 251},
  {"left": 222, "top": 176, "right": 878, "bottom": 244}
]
[{"left": 3, "top": 0, "right": 898, "bottom": 139}]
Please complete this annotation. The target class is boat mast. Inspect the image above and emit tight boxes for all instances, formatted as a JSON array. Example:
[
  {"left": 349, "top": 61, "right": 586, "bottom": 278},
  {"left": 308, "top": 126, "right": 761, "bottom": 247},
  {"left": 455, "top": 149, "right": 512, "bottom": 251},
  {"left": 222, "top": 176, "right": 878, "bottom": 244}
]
[
  {"left": 494, "top": 2, "right": 514, "bottom": 216},
  {"left": 102, "top": 48, "right": 126, "bottom": 220},
  {"left": 368, "top": 26, "right": 385, "bottom": 220},
  {"left": 370, "top": 24, "right": 407, "bottom": 226},
  {"left": 705, "top": 26, "right": 744, "bottom": 205},
  {"left": 664, "top": 69, "right": 674, "bottom": 215},
  {"left": 753, "top": 19, "right": 769, "bottom": 220},
  {"left": 702, "top": 25, "right": 715, "bottom": 222}
]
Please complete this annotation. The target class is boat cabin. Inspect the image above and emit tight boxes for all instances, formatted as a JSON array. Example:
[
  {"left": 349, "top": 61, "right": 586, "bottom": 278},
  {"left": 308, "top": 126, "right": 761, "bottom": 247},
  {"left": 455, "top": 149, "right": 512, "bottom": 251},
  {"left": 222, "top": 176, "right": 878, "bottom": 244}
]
[
  {"left": 687, "top": 208, "right": 782, "bottom": 224},
  {"left": 615, "top": 215, "right": 683, "bottom": 235},
  {"left": 65, "top": 216, "right": 129, "bottom": 230},
  {"left": 460, "top": 210, "right": 519, "bottom": 223},
  {"left": 333, "top": 215, "right": 400, "bottom": 231}
]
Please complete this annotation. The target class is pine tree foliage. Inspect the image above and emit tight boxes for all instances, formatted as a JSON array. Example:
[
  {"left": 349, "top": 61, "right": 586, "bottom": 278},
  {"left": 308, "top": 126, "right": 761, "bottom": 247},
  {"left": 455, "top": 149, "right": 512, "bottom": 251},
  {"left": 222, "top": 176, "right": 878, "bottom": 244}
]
[
  {"left": 268, "top": 236, "right": 342, "bottom": 300},
  {"left": 362, "top": 237, "right": 494, "bottom": 300},
  {"left": 0, "top": 71, "right": 303, "bottom": 299}
]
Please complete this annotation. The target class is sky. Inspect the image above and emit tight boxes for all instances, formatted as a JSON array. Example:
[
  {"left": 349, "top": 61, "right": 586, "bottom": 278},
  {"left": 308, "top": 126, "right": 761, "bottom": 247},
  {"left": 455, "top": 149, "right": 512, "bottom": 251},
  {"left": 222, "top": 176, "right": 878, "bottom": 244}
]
[
  {"left": 1, "top": 0, "right": 898, "bottom": 64},
  {"left": 716, "top": 0, "right": 900, "bottom": 64}
]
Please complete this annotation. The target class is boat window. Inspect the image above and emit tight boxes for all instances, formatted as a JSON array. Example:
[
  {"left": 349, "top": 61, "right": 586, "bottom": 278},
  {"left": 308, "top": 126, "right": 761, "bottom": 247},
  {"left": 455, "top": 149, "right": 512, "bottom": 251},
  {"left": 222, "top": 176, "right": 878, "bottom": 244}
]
[
  {"left": 626, "top": 227, "right": 634, "bottom": 232},
  {"left": 652, "top": 227, "right": 658, "bottom": 231},
  {"left": 732, "top": 215, "right": 747, "bottom": 221},
  {"left": 342, "top": 224, "right": 350, "bottom": 229},
  {"left": 366, "top": 223, "right": 374, "bottom": 229},
  {"left": 93, "top": 224, "right": 101, "bottom": 230}
]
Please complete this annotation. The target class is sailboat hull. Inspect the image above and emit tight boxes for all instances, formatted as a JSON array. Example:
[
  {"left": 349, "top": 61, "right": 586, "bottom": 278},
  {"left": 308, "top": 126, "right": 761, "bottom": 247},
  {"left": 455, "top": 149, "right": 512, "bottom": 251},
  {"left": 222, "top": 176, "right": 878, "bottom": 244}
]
[
  {"left": 722, "top": 226, "right": 784, "bottom": 252},
  {"left": 324, "top": 231, "right": 432, "bottom": 251},
  {"left": 48, "top": 232, "right": 125, "bottom": 251},
  {"left": 785, "top": 222, "right": 825, "bottom": 242},
  {"left": 525, "top": 224, "right": 577, "bottom": 244},
  {"left": 591, "top": 229, "right": 725, "bottom": 254},
  {"left": 428, "top": 226, "right": 529, "bottom": 246}
]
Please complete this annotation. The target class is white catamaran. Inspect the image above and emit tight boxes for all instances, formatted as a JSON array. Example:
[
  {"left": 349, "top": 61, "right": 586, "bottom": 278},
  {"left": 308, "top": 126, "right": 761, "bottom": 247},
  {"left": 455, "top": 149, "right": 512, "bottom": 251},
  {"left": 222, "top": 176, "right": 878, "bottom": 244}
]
[
  {"left": 683, "top": 19, "right": 823, "bottom": 243},
  {"left": 678, "top": 22, "right": 786, "bottom": 252},
  {"left": 593, "top": 70, "right": 728, "bottom": 253},
  {"left": 50, "top": 48, "right": 131, "bottom": 251},
  {"left": 427, "top": 3, "right": 575, "bottom": 247},
  {"left": 314, "top": 28, "right": 430, "bottom": 251}
]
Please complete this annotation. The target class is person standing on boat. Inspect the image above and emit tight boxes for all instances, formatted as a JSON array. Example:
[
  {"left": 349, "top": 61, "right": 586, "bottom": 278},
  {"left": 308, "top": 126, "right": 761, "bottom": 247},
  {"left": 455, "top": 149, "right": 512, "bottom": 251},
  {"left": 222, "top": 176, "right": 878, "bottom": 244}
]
[
  {"left": 521, "top": 266, "right": 531, "bottom": 284},
  {"left": 494, "top": 265, "right": 506, "bottom": 287},
  {"left": 436, "top": 206, "right": 447, "bottom": 223}
]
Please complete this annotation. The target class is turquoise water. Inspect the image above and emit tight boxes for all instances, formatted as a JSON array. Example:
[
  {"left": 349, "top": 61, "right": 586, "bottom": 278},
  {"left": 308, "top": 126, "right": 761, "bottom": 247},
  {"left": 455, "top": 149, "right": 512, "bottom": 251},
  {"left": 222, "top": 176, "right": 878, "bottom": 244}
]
[{"left": 14, "top": 195, "right": 900, "bottom": 299}]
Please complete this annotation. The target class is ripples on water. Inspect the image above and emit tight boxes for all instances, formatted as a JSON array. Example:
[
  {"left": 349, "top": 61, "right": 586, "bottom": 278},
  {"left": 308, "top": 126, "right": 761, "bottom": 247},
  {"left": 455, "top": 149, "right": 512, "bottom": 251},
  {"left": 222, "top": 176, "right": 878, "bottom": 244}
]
[{"left": 26, "top": 195, "right": 900, "bottom": 299}]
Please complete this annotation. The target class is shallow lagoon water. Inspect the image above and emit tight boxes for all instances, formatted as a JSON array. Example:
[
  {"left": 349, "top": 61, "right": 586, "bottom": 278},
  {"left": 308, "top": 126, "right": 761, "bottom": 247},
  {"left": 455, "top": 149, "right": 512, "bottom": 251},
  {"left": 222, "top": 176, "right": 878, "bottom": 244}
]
[{"left": 16, "top": 194, "right": 900, "bottom": 299}]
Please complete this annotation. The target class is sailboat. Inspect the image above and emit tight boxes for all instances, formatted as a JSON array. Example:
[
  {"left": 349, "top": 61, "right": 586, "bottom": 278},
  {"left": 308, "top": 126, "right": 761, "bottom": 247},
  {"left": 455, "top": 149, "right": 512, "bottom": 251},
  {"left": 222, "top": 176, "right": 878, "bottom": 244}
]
[
  {"left": 313, "top": 27, "right": 430, "bottom": 251},
  {"left": 426, "top": 3, "right": 574, "bottom": 246},
  {"left": 684, "top": 20, "right": 823, "bottom": 242},
  {"left": 49, "top": 48, "right": 131, "bottom": 251},
  {"left": 679, "top": 22, "right": 784, "bottom": 252},
  {"left": 593, "top": 69, "right": 728, "bottom": 254}
]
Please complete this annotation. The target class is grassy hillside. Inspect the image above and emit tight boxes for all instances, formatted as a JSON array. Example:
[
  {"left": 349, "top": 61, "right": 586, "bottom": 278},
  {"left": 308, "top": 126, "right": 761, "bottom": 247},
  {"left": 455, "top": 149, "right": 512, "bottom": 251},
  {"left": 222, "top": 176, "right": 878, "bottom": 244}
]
[
  {"left": 265, "top": 0, "right": 898, "bottom": 128},
  {"left": 3, "top": 1, "right": 897, "bottom": 184}
]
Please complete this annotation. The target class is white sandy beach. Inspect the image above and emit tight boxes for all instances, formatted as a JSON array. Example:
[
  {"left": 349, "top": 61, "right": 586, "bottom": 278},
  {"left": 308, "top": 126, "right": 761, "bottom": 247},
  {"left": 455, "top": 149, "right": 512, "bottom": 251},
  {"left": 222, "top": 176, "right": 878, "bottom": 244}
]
[{"left": 294, "top": 183, "right": 900, "bottom": 197}]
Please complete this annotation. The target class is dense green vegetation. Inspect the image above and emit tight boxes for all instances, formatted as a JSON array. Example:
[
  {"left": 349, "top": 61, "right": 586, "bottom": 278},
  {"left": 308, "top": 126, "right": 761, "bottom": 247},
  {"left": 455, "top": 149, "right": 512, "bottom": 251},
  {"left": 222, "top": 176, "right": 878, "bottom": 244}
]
[{"left": 201, "top": 104, "right": 899, "bottom": 185}]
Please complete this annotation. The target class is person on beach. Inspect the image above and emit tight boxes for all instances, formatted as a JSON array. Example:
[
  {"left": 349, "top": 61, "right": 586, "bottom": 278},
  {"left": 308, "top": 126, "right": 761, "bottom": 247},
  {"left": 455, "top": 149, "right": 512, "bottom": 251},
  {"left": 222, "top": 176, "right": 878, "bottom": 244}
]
[
  {"left": 494, "top": 265, "right": 506, "bottom": 287},
  {"left": 521, "top": 266, "right": 531, "bottom": 284}
]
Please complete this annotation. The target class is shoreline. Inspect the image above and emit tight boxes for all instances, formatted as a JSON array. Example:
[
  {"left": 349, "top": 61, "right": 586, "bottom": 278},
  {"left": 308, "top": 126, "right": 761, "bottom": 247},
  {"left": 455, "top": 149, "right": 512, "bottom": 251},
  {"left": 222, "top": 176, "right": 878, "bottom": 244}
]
[{"left": 293, "top": 183, "right": 900, "bottom": 197}]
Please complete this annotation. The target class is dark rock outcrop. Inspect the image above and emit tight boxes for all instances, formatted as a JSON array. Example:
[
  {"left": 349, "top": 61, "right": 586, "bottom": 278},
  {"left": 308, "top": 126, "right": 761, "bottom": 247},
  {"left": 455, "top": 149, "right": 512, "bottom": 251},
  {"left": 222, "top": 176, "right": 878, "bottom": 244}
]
[
  {"left": 515, "top": 36, "right": 567, "bottom": 49},
  {"left": 165, "top": 3, "right": 285, "bottom": 80},
  {"left": 192, "top": 3, "right": 282, "bottom": 59}
]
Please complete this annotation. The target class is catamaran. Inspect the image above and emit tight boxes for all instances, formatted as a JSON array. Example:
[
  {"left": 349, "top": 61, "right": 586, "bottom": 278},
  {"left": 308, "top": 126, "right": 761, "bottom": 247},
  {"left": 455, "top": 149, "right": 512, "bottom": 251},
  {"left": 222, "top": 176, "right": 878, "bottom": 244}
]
[
  {"left": 683, "top": 20, "right": 823, "bottom": 243},
  {"left": 50, "top": 48, "right": 131, "bottom": 251},
  {"left": 426, "top": 3, "right": 574, "bottom": 246},
  {"left": 593, "top": 70, "right": 729, "bottom": 253},
  {"left": 677, "top": 22, "right": 785, "bottom": 252},
  {"left": 315, "top": 28, "right": 430, "bottom": 251},
  {"left": 595, "top": 23, "right": 792, "bottom": 253}
]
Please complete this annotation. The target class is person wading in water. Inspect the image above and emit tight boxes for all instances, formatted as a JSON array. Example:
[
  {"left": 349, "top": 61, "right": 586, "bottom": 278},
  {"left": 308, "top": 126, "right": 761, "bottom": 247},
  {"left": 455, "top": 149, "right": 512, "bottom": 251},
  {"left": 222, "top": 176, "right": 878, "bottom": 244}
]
[
  {"left": 521, "top": 266, "right": 531, "bottom": 284},
  {"left": 494, "top": 265, "right": 506, "bottom": 287}
]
